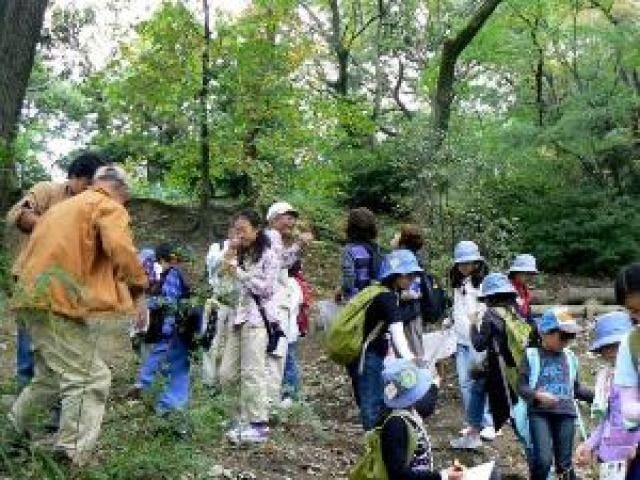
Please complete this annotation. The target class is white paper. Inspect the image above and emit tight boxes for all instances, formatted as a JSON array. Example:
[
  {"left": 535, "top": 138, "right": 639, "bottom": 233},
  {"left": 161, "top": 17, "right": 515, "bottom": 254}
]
[
  {"left": 599, "top": 461, "right": 627, "bottom": 480},
  {"left": 422, "top": 328, "right": 457, "bottom": 369},
  {"left": 463, "top": 461, "right": 494, "bottom": 480}
]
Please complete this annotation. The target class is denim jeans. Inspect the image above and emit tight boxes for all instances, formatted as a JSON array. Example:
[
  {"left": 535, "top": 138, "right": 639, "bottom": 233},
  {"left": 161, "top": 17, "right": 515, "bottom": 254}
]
[
  {"left": 356, "top": 350, "right": 385, "bottom": 431},
  {"left": 456, "top": 344, "right": 493, "bottom": 428},
  {"left": 529, "top": 413, "right": 576, "bottom": 480},
  {"left": 282, "top": 341, "right": 300, "bottom": 399},
  {"left": 16, "top": 324, "right": 34, "bottom": 391},
  {"left": 138, "top": 332, "right": 190, "bottom": 413},
  {"left": 467, "top": 375, "right": 490, "bottom": 430}
]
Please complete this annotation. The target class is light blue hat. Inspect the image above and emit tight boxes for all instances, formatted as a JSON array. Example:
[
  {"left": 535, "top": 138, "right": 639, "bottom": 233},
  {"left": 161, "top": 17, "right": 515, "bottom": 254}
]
[
  {"left": 590, "top": 311, "right": 632, "bottom": 352},
  {"left": 382, "top": 358, "right": 433, "bottom": 409},
  {"left": 453, "top": 240, "right": 484, "bottom": 264},
  {"left": 378, "top": 249, "right": 423, "bottom": 281},
  {"left": 538, "top": 307, "right": 582, "bottom": 335},
  {"left": 479, "top": 272, "right": 517, "bottom": 298},
  {"left": 509, "top": 254, "right": 539, "bottom": 274}
]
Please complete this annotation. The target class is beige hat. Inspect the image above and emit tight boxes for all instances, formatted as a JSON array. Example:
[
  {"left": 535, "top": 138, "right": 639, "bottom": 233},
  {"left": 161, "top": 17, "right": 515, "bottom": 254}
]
[
  {"left": 94, "top": 164, "right": 130, "bottom": 187},
  {"left": 266, "top": 201, "right": 298, "bottom": 222}
]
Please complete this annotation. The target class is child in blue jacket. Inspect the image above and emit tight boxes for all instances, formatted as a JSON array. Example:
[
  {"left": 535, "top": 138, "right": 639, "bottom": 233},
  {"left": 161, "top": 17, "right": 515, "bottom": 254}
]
[{"left": 133, "top": 243, "right": 192, "bottom": 429}]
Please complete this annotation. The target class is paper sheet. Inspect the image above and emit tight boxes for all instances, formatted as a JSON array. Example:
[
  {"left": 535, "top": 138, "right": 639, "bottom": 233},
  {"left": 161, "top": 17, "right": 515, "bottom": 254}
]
[
  {"left": 463, "top": 461, "right": 495, "bottom": 480},
  {"left": 422, "top": 328, "right": 457, "bottom": 369}
]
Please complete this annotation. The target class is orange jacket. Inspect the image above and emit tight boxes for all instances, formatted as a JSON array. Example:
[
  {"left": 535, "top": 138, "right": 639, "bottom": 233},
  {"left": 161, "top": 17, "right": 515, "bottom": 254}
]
[{"left": 13, "top": 187, "right": 148, "bottom": 319}]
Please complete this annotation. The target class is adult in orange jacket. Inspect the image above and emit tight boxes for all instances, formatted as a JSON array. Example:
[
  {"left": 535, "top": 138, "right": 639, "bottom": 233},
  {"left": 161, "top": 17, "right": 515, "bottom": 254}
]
[{"left": 9, "top": 165, "right": 147, "bottom": 466}]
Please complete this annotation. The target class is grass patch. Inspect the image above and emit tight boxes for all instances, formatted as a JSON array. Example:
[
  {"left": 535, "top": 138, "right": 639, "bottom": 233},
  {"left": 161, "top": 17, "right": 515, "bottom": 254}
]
[{"left": 0, "top": 353, "right": 236, "bottom": 480}]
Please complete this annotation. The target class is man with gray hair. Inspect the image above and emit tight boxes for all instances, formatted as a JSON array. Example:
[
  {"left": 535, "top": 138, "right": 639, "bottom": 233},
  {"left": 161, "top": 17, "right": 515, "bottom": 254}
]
[{"left": 9, "top": 164, "right": 147, "bottom": 465}]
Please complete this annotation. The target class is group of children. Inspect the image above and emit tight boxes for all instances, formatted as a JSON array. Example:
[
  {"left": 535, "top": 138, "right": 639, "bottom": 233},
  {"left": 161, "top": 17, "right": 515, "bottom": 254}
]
[
  {"left": 331, "top": 208, "right": 640, "bottom": 479},
  {"left": 124, "top": 202, "right": 640, "bottom": 479}
]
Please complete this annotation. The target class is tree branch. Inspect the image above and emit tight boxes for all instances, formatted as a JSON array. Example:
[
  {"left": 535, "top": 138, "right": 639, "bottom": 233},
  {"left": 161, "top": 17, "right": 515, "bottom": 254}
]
[{"left": 393, "top": 58, "right": 414, "bottom": 119}]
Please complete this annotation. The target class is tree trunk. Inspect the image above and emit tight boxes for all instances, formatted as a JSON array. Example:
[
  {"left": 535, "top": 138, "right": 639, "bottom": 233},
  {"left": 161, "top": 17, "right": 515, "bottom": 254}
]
[
  {"left": 199, "top": 0, "right": 212, "bottom": 218},
  {"left": 431, "top": 0, "right": 504, "bottom": 143},
  {"left": 0, "top": 0, "right": 48, "bottom": 252}
]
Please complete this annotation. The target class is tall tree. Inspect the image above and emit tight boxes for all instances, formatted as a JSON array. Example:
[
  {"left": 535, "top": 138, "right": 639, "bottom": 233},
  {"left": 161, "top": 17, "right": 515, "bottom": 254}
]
[
  {"left": 0, "top": 0, "right": 49, "bottom": 216},
  {"left": 199, "top": 0, "right": 212, "bottom": 216},
  {"left": 431, "top": 0, "right": 504, "bottom": 141}
]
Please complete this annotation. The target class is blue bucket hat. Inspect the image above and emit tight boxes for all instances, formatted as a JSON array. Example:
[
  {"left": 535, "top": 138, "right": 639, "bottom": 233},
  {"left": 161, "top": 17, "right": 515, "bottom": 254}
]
[
  {"left": 382, "top": 358, "right": 433, "bottom": 409},
  {"left": 590, "top": 311, "right": 632, "bottom": 352},
  {"left": 479, "top": 272, "right": 517, "bottom": 299},
  {"left": 538, "top": 307, "right": 582, "bottom": 335},
  {"left": 509, "top": 254, "right": 539, "bottom": 274},
  {"left": 378, "top": 249, "right": 423, "bottom": 281},
  {"left": 453, "top": 240, "right": 484, "bottom": 264}
]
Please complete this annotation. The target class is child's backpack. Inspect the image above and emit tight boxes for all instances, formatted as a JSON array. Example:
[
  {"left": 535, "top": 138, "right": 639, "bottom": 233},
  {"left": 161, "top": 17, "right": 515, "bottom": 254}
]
[
  {"left": 145, "top": 266, "right": 192, "bottom": 344},
  {"left": 629, "top": 328, "right": 640, "bottom": 371},
  {"left": 494, "top": 306, "right": 532, "bottom": 392},
  {"left": 325, "top": 285, "right": 388, "bottom": 366},
  {"left": 419, "top": 273, "right": 449, "bottom": 324},
  {"left": 349, "top": 411, "right": 418, "bottom": 480},
  {"left": 346, "top": 243, "right": 382, "bottom": 296}
]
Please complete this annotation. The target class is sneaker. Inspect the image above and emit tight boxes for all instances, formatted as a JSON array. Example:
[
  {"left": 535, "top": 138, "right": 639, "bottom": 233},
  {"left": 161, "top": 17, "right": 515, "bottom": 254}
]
[
  {"left": 280, "top": 397, "right": 294, "bottom": 409},
  {"left": 226, "top": 424, "right": 269, "bottom": 444},
  {"left": 450, "top": 433, "right": 482, "bottom": 450},
  {"left": 480, "top": 425, "right": 496, "bottom": 441}
]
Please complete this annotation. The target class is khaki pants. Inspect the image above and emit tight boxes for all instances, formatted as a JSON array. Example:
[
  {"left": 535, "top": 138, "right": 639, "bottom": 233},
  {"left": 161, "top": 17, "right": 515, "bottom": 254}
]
[
  {"left": 266, "top": 351, "right": 287, "bottom": 409},
  {"left": 10, "top": 310, "right": 111, "bottom": 465},
  {"left": 218, "top": 322, "right": 268, "bottom": 423}
]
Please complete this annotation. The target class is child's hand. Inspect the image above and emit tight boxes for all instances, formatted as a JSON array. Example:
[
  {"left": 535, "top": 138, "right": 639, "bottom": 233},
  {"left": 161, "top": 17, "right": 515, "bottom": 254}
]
[
  {"left": 574, "top": 442, "right": 593, "bottom": 466},
  {"left": 535, "top": 390, "right": 559, "bottom": 407},
  {"left": 445, "top": 467, "right": 464, "bottom": 480}
]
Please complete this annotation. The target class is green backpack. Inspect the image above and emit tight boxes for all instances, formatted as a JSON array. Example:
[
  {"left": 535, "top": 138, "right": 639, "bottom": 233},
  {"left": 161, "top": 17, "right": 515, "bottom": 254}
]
[
  {"left": 629, "top": 328, "right": 640, "bottom": 370},
  {"left": 325, "top": 285, "right": 389, "bottom": 366},
  {"left": 494, "top": 306, "right": 532, "bottom": 392},
  {"left": 349, "top": 411, "right": 418, "bottom": 480}
]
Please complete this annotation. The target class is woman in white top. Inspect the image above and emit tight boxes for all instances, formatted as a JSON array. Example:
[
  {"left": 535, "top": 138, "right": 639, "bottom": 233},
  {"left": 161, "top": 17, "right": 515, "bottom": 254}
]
[{"left": 448, "top": 241, "right": 494, "bottom": 447}]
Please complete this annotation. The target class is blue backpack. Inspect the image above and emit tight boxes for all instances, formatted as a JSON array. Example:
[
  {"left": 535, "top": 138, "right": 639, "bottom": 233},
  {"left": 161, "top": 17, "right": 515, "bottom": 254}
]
[{"left": 346, "top": 243, "right": 382, "bottom": 296}]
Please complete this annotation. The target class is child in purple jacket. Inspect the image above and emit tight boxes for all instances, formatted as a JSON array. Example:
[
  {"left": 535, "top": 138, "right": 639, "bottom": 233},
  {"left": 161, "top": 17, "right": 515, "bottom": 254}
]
[{"left": 575, "top": 311, "right": 639, "bottom": 477}]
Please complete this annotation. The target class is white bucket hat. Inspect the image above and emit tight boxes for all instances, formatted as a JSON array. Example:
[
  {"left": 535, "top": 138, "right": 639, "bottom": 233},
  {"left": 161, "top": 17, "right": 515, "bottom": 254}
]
[{"left": 266, "top": 201, "right": 298, "bottom": 222}]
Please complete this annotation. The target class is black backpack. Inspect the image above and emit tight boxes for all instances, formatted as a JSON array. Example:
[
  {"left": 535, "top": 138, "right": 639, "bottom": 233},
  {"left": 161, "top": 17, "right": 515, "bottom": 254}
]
[{"left": 419, "top": 272, "right": 450, "bottom": 324}]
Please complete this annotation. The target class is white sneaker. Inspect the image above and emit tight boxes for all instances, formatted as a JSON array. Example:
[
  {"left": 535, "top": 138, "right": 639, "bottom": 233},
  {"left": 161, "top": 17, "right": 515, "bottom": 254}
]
[
  {"left": 480, "top": 426, "right": 496, "bottom": 441},
  {"left": 280, "top": 398, "right": 294, "bottom": 409},
  {"left": 226, "top": 424, "right": 270, "bottom": 444},
  {"left": 450, "top": 433, "right": 482, "bottom": 450}
]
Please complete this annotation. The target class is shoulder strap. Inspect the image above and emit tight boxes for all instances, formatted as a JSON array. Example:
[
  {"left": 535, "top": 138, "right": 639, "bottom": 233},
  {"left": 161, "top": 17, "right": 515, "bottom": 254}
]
[
  {"left": 564, "top": 348, "right": 578, "bottom": 385},
  {"left": 384, "top": 411, "right": 419, "bottom": 467},
  {"left": 526, "top": 347, "right": 541, "bottom": 390},
  {"left": 629, "top": 328, "right": 640, "bottom": 370},
  {"left": 358, "top": 287, "right": 392, "bottom": 374},
  {"left": 250, "top": 292, "right": 273, "bottom": 337}
]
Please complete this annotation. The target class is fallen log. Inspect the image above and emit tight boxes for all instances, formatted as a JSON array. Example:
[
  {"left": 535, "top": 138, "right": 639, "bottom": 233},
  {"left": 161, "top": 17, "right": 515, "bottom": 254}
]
[
  {"left": 530, "top": 304, "right": 623, "bottom": 321},
  {"left": 531, "top": 287, "right": 615, "bottom": 305}
]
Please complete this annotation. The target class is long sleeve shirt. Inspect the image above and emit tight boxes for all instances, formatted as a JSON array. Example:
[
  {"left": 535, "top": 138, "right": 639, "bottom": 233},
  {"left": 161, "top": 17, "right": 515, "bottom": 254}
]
[
  {"left": 518, "top": 348, "right": 594, "bottom": 416},
  {"left": 584, "top": 382, "right": 640, "bottom": 462},
  {"left": 613, "top": 329, "right": 640, "bottom": 427},
  {"left": 363, "top": 291, "right": 413, "bottom": 359},
  {"left": 234, "top": 247, "right": 280, "bottom": 327},
  {"left": 380, "top": 396, "right": 441, "bottom": 480},
  {"left": 452, "top": 278, "right": 484, "bottom": 346}
]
